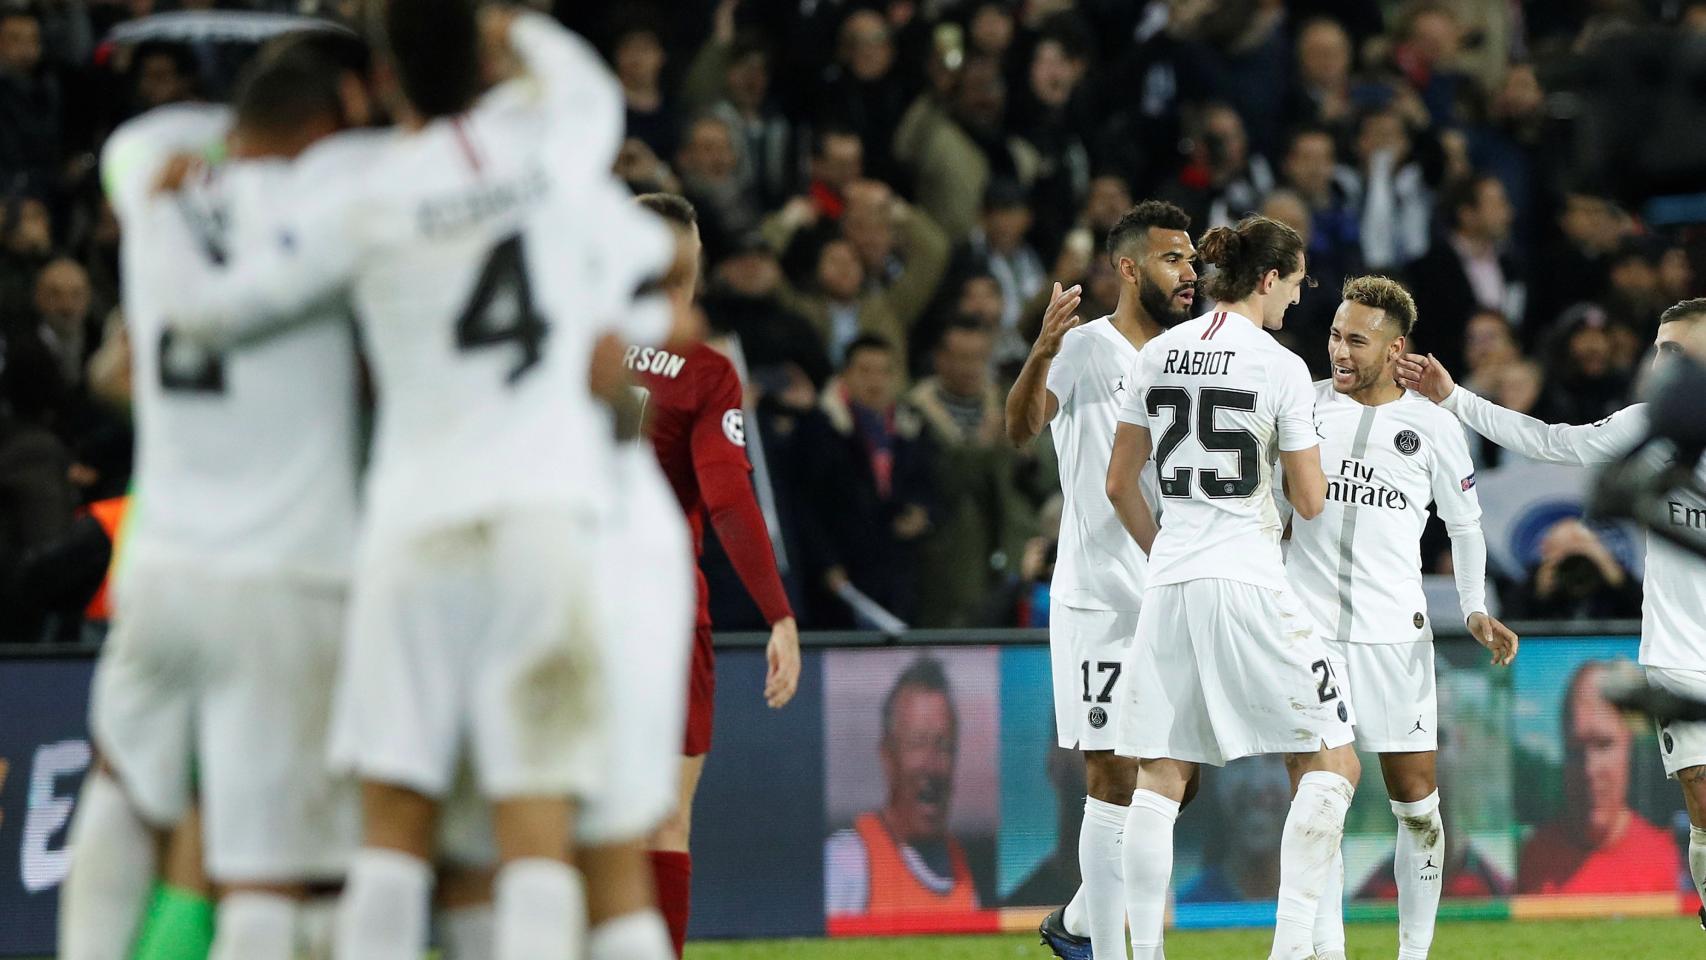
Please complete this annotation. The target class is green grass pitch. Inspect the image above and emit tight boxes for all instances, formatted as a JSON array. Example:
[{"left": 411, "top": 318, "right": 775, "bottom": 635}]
[{"left": 690, "top": 917, "right": 1700, "bottom": 959}]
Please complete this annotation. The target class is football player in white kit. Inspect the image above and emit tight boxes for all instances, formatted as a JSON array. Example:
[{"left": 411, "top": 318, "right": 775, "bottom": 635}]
[
  {"left": 1399, "top": 297, "right": 1706, "bottom": 928},
  {"left": 1104, "top": 215, "right": 1357, "bottom": 960},
  {"left": 1004, "top": 200, "right": 1199, "bottom": 960},
  {"left": 1286, "top": 276, "right": 1519, "bottom": 960},
  {"left": 59, "top": 33, "right": 370, "bottom": 960},
  {"left": 164, "top": 6, "right": 634, "bottom": 959}
]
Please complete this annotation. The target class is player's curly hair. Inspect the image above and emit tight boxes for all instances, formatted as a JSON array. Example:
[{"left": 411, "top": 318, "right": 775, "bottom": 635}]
[
  {"left": 1341, "top": 275, "right": 1418, "bottom": 338},
  {"left": 1659, "top": 297, "right": 1706, "bottom": 325},
  {"left": 1105, "top": 200, "right": 1191, "bottom": 268},
  {"left": 1197, "top": 215, "right": 1309, "bottom": 303}
]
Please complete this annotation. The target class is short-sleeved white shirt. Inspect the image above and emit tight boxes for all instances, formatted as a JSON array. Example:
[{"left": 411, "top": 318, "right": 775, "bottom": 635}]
[
  {"left": 1116, "top": 310, "right": 1317, "bottom": 591},
  {"left": 1287, "top": 383, "right": 1484, "bottom": 644}
]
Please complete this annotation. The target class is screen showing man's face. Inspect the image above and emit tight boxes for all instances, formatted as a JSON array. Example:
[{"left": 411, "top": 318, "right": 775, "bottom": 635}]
[
  {"left": 1564, "top": 668, "right": 1631, "bottom": 835},
  {"left": 881, "top": 686, "right": 957, "bottom": 842}
]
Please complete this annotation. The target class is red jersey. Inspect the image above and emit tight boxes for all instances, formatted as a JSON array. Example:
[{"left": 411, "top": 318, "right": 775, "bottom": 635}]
[
  {"left": 1516, "top": 814, "right": 1681, "bottom": 895},
  {"left": 628, "top": 342, "right": 792, "bottom": 628}
]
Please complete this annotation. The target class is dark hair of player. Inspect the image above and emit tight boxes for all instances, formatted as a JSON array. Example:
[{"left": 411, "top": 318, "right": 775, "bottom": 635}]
[
  {"left": 1105, "top": 199, "right": 1191, "bottom": 269},
  {"left": 1340, "top": 275, "right": 1418, "bottom": 338},
  {"left": 374, "top": 0, "right": 479, "bottom": 119},
  {"left": 636, "top": 192, "right": 698, "bottom": 229},
  {"left": 842, "top": 333, "right": 894, "bottom": 369},
  {"left": 881, "top": 656, "right": 957, "bottom": 740},
  {"left": 234, "top": 31, "right": 370, "bottom": 135},
  {"left": 1659, "top": 297, "right": 1706, "bottom": 326},
  {"left": 1197, "top": 215, "right": 1308, "bottom": 303}
]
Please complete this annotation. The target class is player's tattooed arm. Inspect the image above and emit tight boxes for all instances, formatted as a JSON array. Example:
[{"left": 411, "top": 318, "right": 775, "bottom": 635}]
[
  {"left": 1005, "top": 281, "right": 1081, "bottom": 447},
  {"left": 1106, "top": 420, "right": 1159, "bottom": 553},
  {"left": 1467, "top": 611, "right": 1519, "bottom": 666}
]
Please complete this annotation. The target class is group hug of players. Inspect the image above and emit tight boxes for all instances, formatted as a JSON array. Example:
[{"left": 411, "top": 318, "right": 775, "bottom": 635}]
[
  {"left": 58, "top": 5, "right": 799, "bottom": 960},
  {"left": 1012, "top": 204, "right": 1706, "bottom": 960}
]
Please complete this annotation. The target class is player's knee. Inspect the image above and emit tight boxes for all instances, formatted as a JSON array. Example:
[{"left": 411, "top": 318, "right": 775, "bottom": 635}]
[
  {"left": 1084, "top": 752, "right": 1137, "bottom": 806},
  {"left": 1386, "top": 770, "right": 1437, "bottom": 804}
]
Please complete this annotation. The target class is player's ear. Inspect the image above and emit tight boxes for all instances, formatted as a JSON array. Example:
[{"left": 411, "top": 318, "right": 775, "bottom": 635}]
[
  {"left": 1118, "top": 254, "right": 1139, "bottom": 285},
  {"left": 1259, "top": 268, "right": 1279, "bottom": 294}
]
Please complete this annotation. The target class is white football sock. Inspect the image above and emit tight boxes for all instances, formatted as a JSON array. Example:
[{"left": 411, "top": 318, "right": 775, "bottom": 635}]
[
  {"left": 58, "top": 770, "right": 157, "bottom": 960},
  {"left": 589, "top": 909, "right": 674, "bottom": 960},
  {"left": 1123, "top": 789, "right": 1179, "bottom": 960},
  {"left": 211, "top": 892, "right": 296, "bottom": 960},
  {"left": 298, "top": 897, "right": 337, "bottom": 960},
  {"left": 1311, "top": 846, "right": 1346, "bottom": 960},
  {"left": 495, "top": 859, "right": 585, "bottom": 960},
  {"left": 1270, "top": 771, "right": 1354, "bottom": 960},
  {"left": 436, "top": 904, "right": 494, "bottom": 960},
  {"left": 1392, "top": 790, "right": 1443, "bottom": 960},
  {"left": 1061, "top": 884, "right": 1090, "bottom": 938},
  {"left": 1081, "top": 796, "right": 1130, "bottom": 960},
  {"left": 1690, "top": 825, "right": 1706, "bottom": 909},
  {"left": 333, "top": 848, "right": 432, "bottom": 960}
]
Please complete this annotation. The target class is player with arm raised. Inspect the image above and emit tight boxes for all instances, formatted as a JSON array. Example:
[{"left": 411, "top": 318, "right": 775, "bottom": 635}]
[
  {"left": 1399, "top": 297, "right": 1706, "bottom": 930},
  {"left": 57, "top": 35, "right": 370, "bottom": 960},
  {"left": 166, "top": 5, "right": 636, "bottom": 959},
  {"left": 1104, "top": 215, "right": 1358, "bottom": 960},
  {"left": 623, "top": 194, "right": 802, "bottom": 959},
  {"left": 1289, "top": 277, "right": 1518, "bottom": 960},
  {"left": 1004, "top": 200, "right": 1199, "bottom": 960}
]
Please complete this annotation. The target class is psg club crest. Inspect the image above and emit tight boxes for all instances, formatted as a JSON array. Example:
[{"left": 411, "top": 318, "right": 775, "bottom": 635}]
[
  {"left": 1413, "top": 612, "right": 1425, "bottom": 629},
  {"left": 1088, "top": 706, "right": 1108, "bottom": 729},
  {"left": 1394, "top": 429, "right": 1422, "bottom": 456}
]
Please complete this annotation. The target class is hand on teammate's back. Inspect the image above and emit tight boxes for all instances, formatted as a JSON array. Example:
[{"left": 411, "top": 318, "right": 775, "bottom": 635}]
[
  {"left": 765, "top": 616, "right": 800, "bottom": 708},
  {"left": 1396, "top": 352, "right": 1456, "bottom": 403},
  {"left": 1468, "top": 611, "right": 1519, "bottom": 666},
  {"left": 1031, "top": 282, "right": 1083, "bottom": 359}
]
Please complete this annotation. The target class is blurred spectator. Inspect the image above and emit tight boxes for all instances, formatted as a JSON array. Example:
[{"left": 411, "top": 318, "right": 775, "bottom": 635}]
[
  {"left": 760, "top": 125, "right": 862, "bottom": 243},
  {"left": 1011, "top": 20, "right": 1093, "bottom": 260},
  {"left": 1534, "top": 305, "right": 1631, "bottom": 427},
  {"left": 894, "top": 54, "right": 1037, "bottom": 243},
  {"left": 1281, "top": 126, "right": 1361, "bottom": 281},
  {"left": 0, "top": 191, "right": 52, "bottom": 315},
  {"left": 32, "top": 255, "right": 93, "bottom": 389},
  {"left": 1286, "top": 17, "right": 1356, "bottom": 143},
  {"left": 0, "top": 409, "right": 78, "bottom": 640},
  {"left": 1162, "top": 101, "right": 1273, "bottom": 232},
  {"left": 1406, "top": 173, "right": 1521, "bottom": 372},
  {"left": 800, "top": 335, "right": 934, "bottom": 626},
  {"left": 1259, "top": 188, "right": 1334, "bottom": 374},
  {"left": 1354, "top": 105, "right": 1432, "bottom": 270},
  {"left": 612, "top": 21, "right": 679, "bottom": 163},
  {"left": 908, "top": 318, "right": 1030, "bottom": 628},
  {"left": 1466, "top": 63, "right": 1551, "bottom": 252},
  {"left": 683, "top": 22, "right": 792, "bottom": 209},
  {"left": 1658, "top": 244, "right": 1697, "bottom": 306},
  {"left": 1529, "top": 191, "right": 1633, "bottom": 339},
  {"left": 128, "top": 40, "right": 197, "bottom": 113},
  {"left": 819, "top": 8, "right": 909, "bottom": 188},
  {"left": 1517, "top": 660, "right": 1678, "bottom": 894},
  {"left": 0, "top": 2, "right": 61, "bottom": 193},
  {"left": 1460, "top": 309, "right": 1521, "bottom": 395},
  {"left": 703, "top": 236, "right": 832, "bottom": 389},
  {"left": 1507, "top": 519, "right": 1642, "bottom": 620},
  {"left": 1389, "top": 1, "right": 1472, "bottom": 127},
  {"left": 953, "top": 178, "right": 1046, "bottom": 364},
  {"left": 677, "top": 114, "right": 763, "bottom": 262},
  {"left": 775, "top": 181, "right": 947, "bottom": 374},
  {"left": 1601, "top": 240, "right": 1670, "bottom": 336},
  {"left": 1177, "top": 0, "right": 1290, "bottom": 159},
  {"left": 965, "top": 1, "right": 1015, "bottom": 61}
]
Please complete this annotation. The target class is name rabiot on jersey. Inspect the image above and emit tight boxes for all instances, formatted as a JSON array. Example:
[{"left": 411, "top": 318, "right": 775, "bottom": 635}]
[{"left": 1286, "top": 381, "right": 1486, "bottom": 646}]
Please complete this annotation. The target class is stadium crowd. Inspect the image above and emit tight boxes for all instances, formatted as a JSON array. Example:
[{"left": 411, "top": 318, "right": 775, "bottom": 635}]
[{"left": 1, "top": 0, "right": 1703, "bottom": 639}]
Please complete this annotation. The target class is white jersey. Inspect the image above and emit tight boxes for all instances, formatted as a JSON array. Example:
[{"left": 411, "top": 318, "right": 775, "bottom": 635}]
[
  {"left": 102, "top": 103, "right": 359, "bottom": 581},
  {"left": 1045, "top": 316, "right": 1156, "bottom": 611},
  {"left": 1116, "top": 310, "right": 1318, "bottom": 591},
  {"left": 169, "top": 13, "right": 649, "bottom": 540},
  {"left": 1287, "top": 382, "right": 1487, "bottom": 645},
  {"left": 1441, "top": 388, "right": 1706, "bottom": 669}
]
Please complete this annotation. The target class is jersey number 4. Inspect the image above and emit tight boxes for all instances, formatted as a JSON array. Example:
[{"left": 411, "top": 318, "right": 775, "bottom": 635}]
[
  {"left": 1146, "top": 386, "right": 1260, "bottom": 498},
  {"left": 455, "top": 234, "right": 549, "bottom": 384}
]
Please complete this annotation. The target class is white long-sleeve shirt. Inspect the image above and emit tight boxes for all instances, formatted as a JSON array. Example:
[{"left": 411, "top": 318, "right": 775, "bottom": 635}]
[
  {"left": 1288, "top": 383, "right": 1487, "bottom": 644},
  {"left": 1442, "top": 387, "right": 1706, "bottom": 670}
]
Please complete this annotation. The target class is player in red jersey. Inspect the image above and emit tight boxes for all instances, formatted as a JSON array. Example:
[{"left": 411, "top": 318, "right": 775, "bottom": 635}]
[{"left": 628, "top": 193, "right": 801, "bottom": 957}]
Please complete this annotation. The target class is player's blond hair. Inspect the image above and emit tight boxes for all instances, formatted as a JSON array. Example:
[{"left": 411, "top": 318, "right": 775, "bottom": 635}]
[{"left": 1341, "top": 275, "right": 1418, "bottom": 338}]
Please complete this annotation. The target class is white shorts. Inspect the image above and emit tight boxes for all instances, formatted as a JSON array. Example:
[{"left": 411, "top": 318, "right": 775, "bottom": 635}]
[
  {"left": 1116, "top": 579, "right": 1354, "bottom": 767},
  {"left": 1326, "top": 639, "right": 1435, "bottom": 753},
  {"left": 1648, "top": 666, "right": 1706, "bottom": 778},
  {"left": 1050, "top": 604, "right": 1139, "bottom": 751},
  {"left": 580, "top": 452, "right": 696, "bottom": 844},
  {"left": 328, "top": 509, "right": 607, "bottom": 801},
  {"left": 91, "top": 556, "right": 355, "bottom": 882}
]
